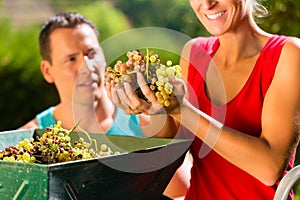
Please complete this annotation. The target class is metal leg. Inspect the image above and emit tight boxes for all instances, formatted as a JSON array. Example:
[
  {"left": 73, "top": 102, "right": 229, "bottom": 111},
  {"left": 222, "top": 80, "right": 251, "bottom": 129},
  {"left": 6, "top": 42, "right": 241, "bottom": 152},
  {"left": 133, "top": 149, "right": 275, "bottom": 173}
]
[{"left": 274, "top": 165, "right": 300, "bottom": 200}]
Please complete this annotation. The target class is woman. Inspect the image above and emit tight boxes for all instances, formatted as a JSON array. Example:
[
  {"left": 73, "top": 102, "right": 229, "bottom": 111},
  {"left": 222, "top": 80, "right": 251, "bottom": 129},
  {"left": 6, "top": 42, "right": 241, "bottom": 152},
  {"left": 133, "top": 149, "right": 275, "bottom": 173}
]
[{"left": 107, "top": 0, "right": 300, "bottom": 199}]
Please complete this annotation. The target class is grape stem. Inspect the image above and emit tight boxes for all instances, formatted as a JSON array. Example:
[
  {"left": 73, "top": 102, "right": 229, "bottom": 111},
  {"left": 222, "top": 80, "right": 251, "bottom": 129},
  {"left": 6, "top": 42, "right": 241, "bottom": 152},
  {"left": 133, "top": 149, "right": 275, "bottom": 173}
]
[
  {"left": 146, "top": 48, "right": 149, "bottom": 80},
  {"left": 69, "top": 118, "right": 99, "bottom": 151},
  {"left": 68, "top": 118, "right": 82, "bottom": 134},
  {"left": 78, "top": 127, "right": 99, "bottom": 152},
  {"left": 126, "top": 70, "right": 139, "bottom": 74}
]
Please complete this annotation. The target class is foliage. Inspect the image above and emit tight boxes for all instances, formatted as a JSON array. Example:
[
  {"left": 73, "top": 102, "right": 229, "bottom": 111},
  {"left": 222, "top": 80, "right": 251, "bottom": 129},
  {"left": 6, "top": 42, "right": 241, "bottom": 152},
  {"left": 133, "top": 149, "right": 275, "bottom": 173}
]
[
  {"left": 0, "top": 1, "right": 131, "bottom": 131},
  {"left": 0, "top": 20, "right": 58, "bottom": 130},
  {"left": 52, "top": 0, "right": 96, "bottom": 10},
  {"left": 260, "top": 0, "right": 300, "bottom": 37},
  {"left": 53, "top": 0, "right": 131, "bottom": 41},
  {"left": 111, "top": 0, "right": 210, "bottom": 38}
]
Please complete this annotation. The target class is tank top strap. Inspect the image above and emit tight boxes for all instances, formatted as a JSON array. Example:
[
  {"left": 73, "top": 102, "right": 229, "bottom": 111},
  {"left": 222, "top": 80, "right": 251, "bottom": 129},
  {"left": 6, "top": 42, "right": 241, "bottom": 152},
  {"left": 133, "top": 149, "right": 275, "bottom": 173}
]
[
  {"left": 36, "top": 106, "right": 56, "bottom": 129},
  {"left": 189, "top": 36, "right": 219, "bottom": 64},
  {"left": 259, "top": 35, "right": 290, "bottom": 96},
  {"left": 187, "top": 37, "right": 219, "bottom": 106}
]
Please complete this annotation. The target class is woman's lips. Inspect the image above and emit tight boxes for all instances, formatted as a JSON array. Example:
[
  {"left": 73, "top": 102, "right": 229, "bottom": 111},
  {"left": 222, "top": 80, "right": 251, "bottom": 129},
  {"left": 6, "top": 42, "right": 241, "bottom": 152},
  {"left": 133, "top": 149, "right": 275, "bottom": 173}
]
[{"left": 206, "top": 10, "right": 226, "bottom": 20}]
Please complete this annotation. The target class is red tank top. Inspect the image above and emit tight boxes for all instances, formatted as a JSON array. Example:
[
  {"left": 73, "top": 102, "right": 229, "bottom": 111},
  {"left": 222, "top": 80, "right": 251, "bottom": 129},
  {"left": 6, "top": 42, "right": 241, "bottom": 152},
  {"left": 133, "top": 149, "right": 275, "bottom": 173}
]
[{"left": 185, "top": 35, "right": 294, "bottom": 200}]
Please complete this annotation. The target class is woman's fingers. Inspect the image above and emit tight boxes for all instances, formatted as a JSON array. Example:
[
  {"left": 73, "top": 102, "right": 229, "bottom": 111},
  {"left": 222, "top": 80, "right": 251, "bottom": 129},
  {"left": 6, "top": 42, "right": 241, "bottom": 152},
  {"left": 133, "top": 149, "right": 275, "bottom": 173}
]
[{"left": 171, "top": 76, "right": 186, "bottom": 99}]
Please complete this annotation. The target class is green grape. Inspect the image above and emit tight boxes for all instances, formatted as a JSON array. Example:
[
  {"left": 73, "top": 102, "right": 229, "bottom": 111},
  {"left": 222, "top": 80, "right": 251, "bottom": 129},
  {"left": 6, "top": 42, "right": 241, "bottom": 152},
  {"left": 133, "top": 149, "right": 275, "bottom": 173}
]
[
  {"left": 155, "top": 91, "right": 162, "bottom": 98},
  {"left": 150, "top": 55, "right": 157, "bottom": 63},
  {"left": 4, "top": 156, "right": 15, "bottom": 162},
  {"left": 156, "top": 80, "right": 164, "bottom": 86},
  {"left": 164, "top": 100, "right": 171, "bottom": 107},
  {"left": 150, "top": 85, "right": 156, "bottom": 91},
  {"left": 100, "top": 144, "right": 108, "bottom": 151},
  {"left": 157, "top": 85, "right": 164, "bottom": 91},
  {"left": 21, "top": 152, "right": 31, "bottom": 162},
  {"left": 166, "top": 60, "right": 173, "bottom": 66}
]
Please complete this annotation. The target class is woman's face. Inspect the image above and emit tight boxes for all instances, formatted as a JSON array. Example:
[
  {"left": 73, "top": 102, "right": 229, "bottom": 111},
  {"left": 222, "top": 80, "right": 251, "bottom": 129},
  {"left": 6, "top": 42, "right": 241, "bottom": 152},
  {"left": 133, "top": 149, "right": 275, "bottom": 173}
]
[{"left": 189, "top": 0, "right": 249, "bottom": 36}]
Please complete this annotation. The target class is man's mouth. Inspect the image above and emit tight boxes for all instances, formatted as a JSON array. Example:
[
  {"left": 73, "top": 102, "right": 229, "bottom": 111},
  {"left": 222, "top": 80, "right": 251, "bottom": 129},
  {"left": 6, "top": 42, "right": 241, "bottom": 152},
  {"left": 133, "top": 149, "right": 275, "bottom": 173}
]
[{"left": 79, "top": 80, "right": 97, "bottom": 87}]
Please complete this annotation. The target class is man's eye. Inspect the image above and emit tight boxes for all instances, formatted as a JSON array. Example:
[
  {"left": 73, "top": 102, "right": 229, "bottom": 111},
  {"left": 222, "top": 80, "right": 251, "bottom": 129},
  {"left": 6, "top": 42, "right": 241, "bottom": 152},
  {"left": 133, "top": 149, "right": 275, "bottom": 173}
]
[
  {"left": 63, "top": 57, "right": 76, "bottom": 65},
  {"left": 87, "top": 51, "right": 96, "bottom": 59},
  {"left": 64, "top": 57, "right": 76, "bottom": 63},
  {"left": 69, "top": 57, "right": 76, "bottom": 62}
]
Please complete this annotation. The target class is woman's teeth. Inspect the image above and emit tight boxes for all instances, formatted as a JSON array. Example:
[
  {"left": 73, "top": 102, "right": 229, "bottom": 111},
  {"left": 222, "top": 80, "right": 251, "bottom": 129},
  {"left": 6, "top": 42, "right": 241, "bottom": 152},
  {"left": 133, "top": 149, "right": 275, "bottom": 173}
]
[{"left": 206, "top": 11, "right": 225, "bottom": 20}]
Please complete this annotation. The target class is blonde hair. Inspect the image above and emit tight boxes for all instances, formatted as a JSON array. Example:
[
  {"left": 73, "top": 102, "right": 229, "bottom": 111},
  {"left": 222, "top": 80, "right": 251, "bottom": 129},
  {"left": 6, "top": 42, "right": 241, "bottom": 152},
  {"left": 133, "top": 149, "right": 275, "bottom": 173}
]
[{"left": 249, "top": 0, "right": 269, "bottom": 18}]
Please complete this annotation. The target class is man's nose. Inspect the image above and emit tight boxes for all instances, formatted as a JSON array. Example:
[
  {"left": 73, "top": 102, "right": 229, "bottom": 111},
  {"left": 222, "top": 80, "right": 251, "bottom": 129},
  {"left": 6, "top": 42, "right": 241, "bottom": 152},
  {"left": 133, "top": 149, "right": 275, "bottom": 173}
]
[{"left": 84, "top": 56, "right": 96, "bottom": 72}]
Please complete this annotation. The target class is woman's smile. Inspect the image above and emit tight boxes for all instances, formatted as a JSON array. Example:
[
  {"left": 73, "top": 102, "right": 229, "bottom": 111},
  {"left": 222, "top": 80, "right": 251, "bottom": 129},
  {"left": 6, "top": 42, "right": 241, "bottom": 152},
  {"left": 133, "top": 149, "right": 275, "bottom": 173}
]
[{"left": 205, "top": 10, "right": 226, "bottom": 20}]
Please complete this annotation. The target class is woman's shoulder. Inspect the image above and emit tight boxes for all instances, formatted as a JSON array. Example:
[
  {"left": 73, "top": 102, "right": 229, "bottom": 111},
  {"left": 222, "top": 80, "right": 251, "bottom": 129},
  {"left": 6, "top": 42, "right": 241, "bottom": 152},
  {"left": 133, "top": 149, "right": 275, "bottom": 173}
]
[
  {"left": 181, "top": 36, "right": 218, "bottom": 56},
  {"left": 275, "top": 35, "right": 300, "bottom": 79},
  {"left": 181, "top": 36, "right": 219, "bottom": 66},
  {"left": 265, "top": 35, "right": 299, "bottom": 48},
  {"left": 285, "top": 36, "right": 300, "bottom": 51},
  {"left": 276, "top": 36, "right": 300, "bottom": 61},
  {"left": 184, "top": 36, "right": 218, "bottom": 49}
]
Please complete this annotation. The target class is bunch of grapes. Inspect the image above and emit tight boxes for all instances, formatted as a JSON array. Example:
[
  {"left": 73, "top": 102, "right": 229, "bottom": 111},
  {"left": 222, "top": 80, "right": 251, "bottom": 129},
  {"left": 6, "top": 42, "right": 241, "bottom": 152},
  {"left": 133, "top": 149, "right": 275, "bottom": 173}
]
[
  {"left": 104, "top": 49, "right": 182, "bottom": 107},
  {"left": 0, "top": 139, "right": 36, "bottom": 163},
  {"left": 0, "top": 121, "right": 120, "bottom": 164}
]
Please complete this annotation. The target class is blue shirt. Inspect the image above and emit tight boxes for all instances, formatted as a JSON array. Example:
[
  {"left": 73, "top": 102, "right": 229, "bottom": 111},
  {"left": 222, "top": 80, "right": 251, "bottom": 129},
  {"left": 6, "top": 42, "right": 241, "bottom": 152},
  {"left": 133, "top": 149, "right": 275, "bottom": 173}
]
[{"left": 36, "top": 107, "right": 143, "bottom": 137}]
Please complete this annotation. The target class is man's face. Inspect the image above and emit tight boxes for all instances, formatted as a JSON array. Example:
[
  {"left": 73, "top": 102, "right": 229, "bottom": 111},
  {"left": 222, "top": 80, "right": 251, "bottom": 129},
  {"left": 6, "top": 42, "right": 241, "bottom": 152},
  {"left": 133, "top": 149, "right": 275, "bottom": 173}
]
[{"left": 47, "top": 24, "right": 106, "bottom": 105}]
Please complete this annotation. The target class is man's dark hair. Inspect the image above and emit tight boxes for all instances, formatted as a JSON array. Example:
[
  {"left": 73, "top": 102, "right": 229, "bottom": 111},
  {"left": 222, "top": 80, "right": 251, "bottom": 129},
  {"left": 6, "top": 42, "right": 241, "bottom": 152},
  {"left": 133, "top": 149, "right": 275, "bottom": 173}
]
[{"left": 39, "top": 12, "right": 99, "bottom": 64}]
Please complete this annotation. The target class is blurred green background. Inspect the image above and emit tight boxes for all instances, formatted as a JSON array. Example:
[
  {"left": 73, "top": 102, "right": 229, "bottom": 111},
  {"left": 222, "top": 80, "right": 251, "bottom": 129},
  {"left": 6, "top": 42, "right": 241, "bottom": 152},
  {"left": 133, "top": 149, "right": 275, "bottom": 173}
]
[{"left": 0, "top": 0, "right": 299, "bottom": 197}]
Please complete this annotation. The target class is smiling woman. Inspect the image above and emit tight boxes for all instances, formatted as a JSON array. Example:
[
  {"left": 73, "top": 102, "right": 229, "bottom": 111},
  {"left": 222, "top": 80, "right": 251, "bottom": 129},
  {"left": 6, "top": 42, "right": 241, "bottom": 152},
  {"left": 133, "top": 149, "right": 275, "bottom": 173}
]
[{"left": 105, "top": 0, "right": 300, "bottom": 199}]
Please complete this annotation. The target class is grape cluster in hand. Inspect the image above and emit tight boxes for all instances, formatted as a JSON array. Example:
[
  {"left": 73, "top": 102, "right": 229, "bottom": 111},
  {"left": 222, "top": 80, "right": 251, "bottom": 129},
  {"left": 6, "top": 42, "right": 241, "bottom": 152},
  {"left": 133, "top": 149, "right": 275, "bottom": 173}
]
[
  {"left": 0, "top": 121, "right": 119, "bottom": 164},
  {"left": 104, "top": 49, "right": 182, "bottom": 107}
]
